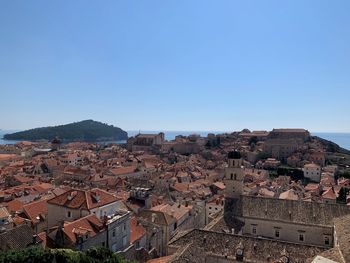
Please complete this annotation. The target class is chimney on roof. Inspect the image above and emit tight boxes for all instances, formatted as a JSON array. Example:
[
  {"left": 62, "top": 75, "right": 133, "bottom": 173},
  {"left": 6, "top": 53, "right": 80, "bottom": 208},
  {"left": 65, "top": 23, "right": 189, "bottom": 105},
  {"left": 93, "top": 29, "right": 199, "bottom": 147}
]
[
  {"left": 151, "top": 213, "right": 156, "bottom": 223},
  {"left": 67, "top": 191, "right": 77, "bottom": 201},
  {"left": 92, "top": 191, "right": 100, "bottom": 202}
]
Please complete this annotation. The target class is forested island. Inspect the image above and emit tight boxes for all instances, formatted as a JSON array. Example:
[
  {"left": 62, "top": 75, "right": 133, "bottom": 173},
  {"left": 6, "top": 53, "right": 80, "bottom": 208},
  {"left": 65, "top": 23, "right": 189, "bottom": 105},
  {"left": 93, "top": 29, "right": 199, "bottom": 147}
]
[{"left": 3, "top": 120, "right": 128, "bottom": 141}]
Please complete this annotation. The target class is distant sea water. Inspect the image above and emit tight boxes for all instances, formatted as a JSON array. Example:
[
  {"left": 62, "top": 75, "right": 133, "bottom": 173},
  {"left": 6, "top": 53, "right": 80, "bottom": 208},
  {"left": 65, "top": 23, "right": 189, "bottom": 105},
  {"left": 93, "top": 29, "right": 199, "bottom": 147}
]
[
  {"left": 313, "top": 133, "right": 350, "bottom": 151},
  {"left": 0, "top": 130, "right": 223, "bottom": 146},
  {"left": 1, "top": 130, "right": 350, "bottom": 150},
  {"left": 0, "top": 130, "right": 20, "bottom": 145}
]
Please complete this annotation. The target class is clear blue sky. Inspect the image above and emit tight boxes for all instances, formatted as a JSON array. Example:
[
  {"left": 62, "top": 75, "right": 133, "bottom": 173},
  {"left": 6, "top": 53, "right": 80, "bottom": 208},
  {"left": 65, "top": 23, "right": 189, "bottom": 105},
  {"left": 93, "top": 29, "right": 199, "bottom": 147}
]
[{"left": 1, "top": 0, "right": 350, "bottom": 132}]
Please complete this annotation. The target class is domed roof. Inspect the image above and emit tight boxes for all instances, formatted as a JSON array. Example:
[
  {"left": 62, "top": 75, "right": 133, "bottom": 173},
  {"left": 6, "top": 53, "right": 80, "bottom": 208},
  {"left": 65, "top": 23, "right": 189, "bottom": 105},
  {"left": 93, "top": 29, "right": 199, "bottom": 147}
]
[{"left": 228, "top": 150, "right": 241, "bottom": 159}]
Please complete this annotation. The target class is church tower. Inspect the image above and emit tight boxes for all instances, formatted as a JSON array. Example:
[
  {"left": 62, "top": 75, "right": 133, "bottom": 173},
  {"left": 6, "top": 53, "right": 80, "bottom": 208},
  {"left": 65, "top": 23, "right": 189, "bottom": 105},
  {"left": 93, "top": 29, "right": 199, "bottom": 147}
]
[{"left": 224, "top": 150, "right": 244, "bottom": 199}]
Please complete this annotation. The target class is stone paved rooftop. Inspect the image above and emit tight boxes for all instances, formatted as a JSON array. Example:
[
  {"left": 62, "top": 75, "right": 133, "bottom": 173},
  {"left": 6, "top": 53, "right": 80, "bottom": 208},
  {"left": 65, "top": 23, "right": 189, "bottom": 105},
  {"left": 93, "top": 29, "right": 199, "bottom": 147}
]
[
  {"left": 226, "top": 196, "right": 350, "bottom": 227},
  {"left": 168, "top": 229, "right": 327, "bottom": 263}
]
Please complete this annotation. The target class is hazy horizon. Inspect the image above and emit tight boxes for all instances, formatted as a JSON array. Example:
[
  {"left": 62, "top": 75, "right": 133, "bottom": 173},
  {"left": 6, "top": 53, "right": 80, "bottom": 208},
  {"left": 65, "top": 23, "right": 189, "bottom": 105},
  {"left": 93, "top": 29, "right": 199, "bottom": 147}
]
[
  {"left": 2, "top": 125, "right": 350, "bottom": 134},
  {"left": 2, "top": 127, "right": 350, "bottom": 150}
]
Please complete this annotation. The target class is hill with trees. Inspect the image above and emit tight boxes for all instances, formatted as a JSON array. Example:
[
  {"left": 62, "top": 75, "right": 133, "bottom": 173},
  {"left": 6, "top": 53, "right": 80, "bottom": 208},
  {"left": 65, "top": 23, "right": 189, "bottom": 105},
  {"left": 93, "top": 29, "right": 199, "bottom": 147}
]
[{"left": 3, "top": 120, "right": 128, "bottom": 142}]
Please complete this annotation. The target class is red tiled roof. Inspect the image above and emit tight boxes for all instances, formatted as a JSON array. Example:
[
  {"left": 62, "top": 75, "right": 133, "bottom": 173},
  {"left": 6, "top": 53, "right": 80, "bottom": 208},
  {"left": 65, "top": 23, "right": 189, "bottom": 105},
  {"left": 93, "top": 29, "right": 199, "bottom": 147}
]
[
  {"left": 0, "top": 154, "right": 18, "bottom": 160},
  {"left": 22, "top": 199, "right": 48, "bottom": 224},
  {"left": 13, "top": 215, "right": 28, "bottom": 226},
  {"left": 5, "top": 199, "right": 24, "bottom": 214},
  {"left": 110, "top": 165, "right": 137, "bottom": 176},
  {"left": 47, "top": 188, "right": 118, "bottom": 210},
  {"left": 64, "top": 166, "right": 90, "bottom": 175},
  {"left": 139, "top": 210, "right": 176, "bottom": 226},
  {"left": 0, "top": 207, "right": 10, "bottom": 218},
  {"left": 62, "top": 214, "right": 104, "bottom": 244},
  {"left": 322, "top": 187, "right": 337, "bottom": 200},
  {"left": 151, "top": 203, "right": 192, "bottom": 221},
  {"left": 52, "top": 187, "right": 69, "bottom": 197},
  {"left": 130, "top": 216, "right": 146, "bottom": 243},
  {"left": 35, "top": 183, "right": 54, "bottom": 190},
  {"left": 305, "top": 183, "right": 320, "bottom": 191},
  {"left": 13, "top": 175, "right": 35, "bottom": 184},
  {"left": 304, "top": 163, "right": 320, "bottom": 168},
  {"left": 212, "top": 182, "right": 225, "bottom": 190}
]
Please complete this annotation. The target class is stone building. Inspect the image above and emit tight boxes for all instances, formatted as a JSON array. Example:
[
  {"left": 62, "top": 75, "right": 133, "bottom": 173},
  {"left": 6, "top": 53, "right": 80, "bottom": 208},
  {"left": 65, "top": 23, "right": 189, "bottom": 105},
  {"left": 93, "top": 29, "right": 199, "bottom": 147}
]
[
  {"left": 139, "top": 209, "right": 175, "bottom": 257},
  {"left": 205, "top": 195, "right": 224, "bottom": 224},
  {"left": 307, "top": 151, "right": 326, "bottom": 167},
  {"left": 263, "top": 128, "right": 310, "bottom": 162},
  {"left": 268, "top": 129, "right": 311, "bottom": 141},
  {"left": 128, "top": 133, "right": 165, "bottom": 152},
  {"left": 304, "top": 163, "right": 321, "bottom": 183},
  {"left": 129, "top": 187, "right": 152, "bottom": 211},
  {"left": 105, "top": 210, "right": 131, "bottom": 252},
  {"left": 263, "top": 138, "right": 303, "bottom": 161},
  {"left": 48, "top": 214, "right": 106, "bottom": 251},
  {"left": 47, "top": 188, "right": 122, "bottom": 228},
  {"left": 163, "top": 151, "right": 350, "bottom": 263},
  {"left": 48, "top": 211, "right": 131, "bottom": 253},
  {"left": 224, "top": 150, "right": 244, "bottom": 200},
  {"left": 21, "top": 199, "right": 48, "bottom": 233},
  {"left": 223, "top": 151, "right": 350, "bottom": 248}
]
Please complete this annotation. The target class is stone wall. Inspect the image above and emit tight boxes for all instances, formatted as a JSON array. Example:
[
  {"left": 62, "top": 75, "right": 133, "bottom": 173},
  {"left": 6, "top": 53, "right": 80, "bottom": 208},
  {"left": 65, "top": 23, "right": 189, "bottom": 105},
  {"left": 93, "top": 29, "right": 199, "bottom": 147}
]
[
  {"left": 241, "top": 217, "right": 333, "bottom": 247},
  {"left": 47, "top": 203, "right": 89, "bottom": 228}
]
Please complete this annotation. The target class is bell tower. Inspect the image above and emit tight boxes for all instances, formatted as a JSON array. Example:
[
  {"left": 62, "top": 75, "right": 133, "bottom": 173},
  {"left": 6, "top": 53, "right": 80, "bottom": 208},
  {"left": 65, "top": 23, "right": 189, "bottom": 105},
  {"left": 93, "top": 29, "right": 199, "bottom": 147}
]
[{"left": 224, "top": 150, "right": 243, "bottom": 199}]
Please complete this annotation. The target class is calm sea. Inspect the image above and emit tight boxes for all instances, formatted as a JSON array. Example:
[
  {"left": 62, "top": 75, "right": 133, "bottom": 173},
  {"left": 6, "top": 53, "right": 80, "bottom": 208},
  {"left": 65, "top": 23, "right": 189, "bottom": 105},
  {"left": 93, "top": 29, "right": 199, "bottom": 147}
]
[
  {"left": 1, "top": 130, "right": 350, "bottom": 150},
  {"left": 313, "top": 133, "right": 350, "bottom": 151}
]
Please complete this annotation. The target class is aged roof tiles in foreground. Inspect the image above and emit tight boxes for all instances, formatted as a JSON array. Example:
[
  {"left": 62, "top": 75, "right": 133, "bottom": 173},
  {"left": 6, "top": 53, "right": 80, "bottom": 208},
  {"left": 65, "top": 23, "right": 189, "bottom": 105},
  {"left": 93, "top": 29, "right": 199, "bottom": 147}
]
[{"left": 168, "top": 229, "right": 326, "bottom": 263}]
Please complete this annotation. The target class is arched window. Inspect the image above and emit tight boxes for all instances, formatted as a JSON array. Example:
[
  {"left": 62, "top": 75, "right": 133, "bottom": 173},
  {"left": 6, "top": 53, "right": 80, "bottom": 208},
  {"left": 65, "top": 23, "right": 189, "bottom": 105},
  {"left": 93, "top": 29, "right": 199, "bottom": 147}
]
[
  {"left": 230, "top": 173, "right": 233, "bottom": 180},
  {"left": 234, "top": 174, "right": 237, "bottom": 180}
]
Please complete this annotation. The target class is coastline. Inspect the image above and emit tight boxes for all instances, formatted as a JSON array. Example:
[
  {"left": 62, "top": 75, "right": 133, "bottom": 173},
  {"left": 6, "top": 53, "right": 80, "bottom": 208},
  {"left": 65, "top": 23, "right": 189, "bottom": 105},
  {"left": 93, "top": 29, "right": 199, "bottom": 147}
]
[{"left": 1, "top": 130, "right": 350, "bottom": 150}]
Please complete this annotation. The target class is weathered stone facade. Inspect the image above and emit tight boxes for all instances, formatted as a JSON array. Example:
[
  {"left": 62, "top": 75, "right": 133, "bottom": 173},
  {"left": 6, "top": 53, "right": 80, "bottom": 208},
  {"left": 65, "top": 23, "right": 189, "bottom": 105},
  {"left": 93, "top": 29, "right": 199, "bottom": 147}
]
[{"left": 106, "top": 210, "right": 131, "bottom": 252}]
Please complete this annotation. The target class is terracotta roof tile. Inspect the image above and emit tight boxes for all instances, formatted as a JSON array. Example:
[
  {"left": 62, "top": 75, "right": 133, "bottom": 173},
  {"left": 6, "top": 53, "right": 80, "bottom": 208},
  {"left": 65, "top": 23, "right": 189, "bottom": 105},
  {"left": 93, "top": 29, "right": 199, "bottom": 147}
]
[
  {"left": 110, "top": 165, "right": 137, "bottom": 176},
  {"left": 0, "top": 207, "right": 10, "bottom": 218},
  {"left": 130, "top": 216, "right": 146, "bottom": 243},
  {"left": 0, "top": 224, "right": 38, "bottom": 250},
  {"left": 13, "top": 215, "right": 29, "bottom": 226},
  {"left": 62, "top": 214, "right": 104, "bottom": 244},
  {"left": 322, "top": 187, "right": 337, "bottom": 200},
  {"left": 4, "top": 199, "right": 24, "bottom": 214},
  {"left": 151, "top": 203, "right": 192, "bottom": 221},
  {"left": 47, "top": 188, "right": 118, "bottom": 210},
  {"left": 22, "top": 199, "right": 48, "bottom": 224}
]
